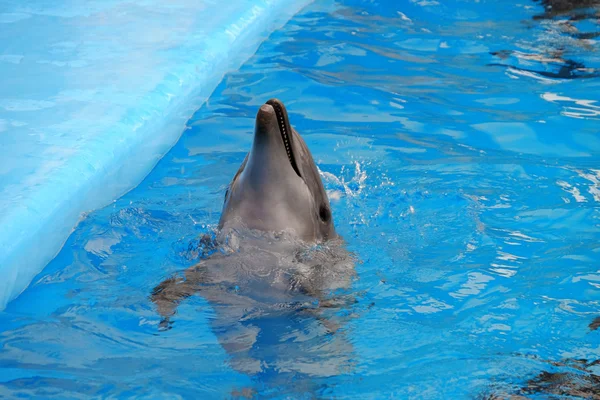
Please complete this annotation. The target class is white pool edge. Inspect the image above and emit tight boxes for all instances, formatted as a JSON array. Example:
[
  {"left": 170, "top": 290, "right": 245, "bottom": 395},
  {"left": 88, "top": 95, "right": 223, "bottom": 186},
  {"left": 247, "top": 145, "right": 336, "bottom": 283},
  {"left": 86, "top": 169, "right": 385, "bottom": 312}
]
[{"left": 0, "top": 0, "right": 313, "bottom": 310}]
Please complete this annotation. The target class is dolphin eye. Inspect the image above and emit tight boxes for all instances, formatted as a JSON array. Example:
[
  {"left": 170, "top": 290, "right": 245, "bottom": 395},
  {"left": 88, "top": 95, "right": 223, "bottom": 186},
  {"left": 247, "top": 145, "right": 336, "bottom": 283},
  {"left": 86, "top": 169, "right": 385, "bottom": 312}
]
[{"left": 319, "top": 205, "right": 331, "bottom": 222}]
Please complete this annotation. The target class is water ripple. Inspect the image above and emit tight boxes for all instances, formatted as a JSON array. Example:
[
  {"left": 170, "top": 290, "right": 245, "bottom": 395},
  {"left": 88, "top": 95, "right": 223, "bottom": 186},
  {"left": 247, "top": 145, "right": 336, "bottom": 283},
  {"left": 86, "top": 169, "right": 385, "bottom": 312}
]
[{"left": 1, "top": 0, "right": 600, "bottom": 398}]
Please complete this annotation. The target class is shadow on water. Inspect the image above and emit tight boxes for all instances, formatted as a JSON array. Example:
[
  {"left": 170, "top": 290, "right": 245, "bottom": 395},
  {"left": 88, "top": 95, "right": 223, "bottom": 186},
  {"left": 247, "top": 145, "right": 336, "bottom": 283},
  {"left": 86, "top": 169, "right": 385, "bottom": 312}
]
[
  {"left": 489, "top": 0, "right": 600, "bottom": 79},
  {"left": 533, "top": 0, "right": 600, "bottom": 20},
  {"left": 151, "top": 229, "right": 359, "bottom": 398},
  {"left": 481, "top": 357, "right": 600, "bottom": 399},
  {"left": 506, "top": 318, "right": 600, "bottom": 399}
]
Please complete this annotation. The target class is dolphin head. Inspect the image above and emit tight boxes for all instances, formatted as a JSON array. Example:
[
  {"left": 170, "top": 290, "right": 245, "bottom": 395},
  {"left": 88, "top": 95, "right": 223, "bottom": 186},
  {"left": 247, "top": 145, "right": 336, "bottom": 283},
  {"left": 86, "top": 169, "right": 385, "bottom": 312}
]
[{"left": 218, "top": 99, "right": 336, "bottom": 242}]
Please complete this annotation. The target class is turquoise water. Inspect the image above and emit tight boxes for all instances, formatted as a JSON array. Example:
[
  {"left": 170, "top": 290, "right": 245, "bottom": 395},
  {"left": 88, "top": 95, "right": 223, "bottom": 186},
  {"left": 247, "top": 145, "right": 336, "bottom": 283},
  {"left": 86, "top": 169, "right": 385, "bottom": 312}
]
[{"left": 2, "top": 0, "right": 600, "bottom": 398}]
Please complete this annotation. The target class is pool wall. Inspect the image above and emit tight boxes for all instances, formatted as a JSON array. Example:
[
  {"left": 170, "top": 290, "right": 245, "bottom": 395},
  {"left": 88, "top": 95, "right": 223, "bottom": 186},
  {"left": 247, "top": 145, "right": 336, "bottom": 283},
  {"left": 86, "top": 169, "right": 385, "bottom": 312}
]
[{"left": 0, "top": 0, "right": 313, "bottom": 310}]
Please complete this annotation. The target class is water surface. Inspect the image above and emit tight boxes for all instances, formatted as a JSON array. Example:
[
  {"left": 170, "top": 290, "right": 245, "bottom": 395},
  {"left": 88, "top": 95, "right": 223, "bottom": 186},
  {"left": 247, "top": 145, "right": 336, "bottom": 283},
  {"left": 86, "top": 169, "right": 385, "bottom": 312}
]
[{"left": 1, "top": 0, "right": 600, "bottom": 398}]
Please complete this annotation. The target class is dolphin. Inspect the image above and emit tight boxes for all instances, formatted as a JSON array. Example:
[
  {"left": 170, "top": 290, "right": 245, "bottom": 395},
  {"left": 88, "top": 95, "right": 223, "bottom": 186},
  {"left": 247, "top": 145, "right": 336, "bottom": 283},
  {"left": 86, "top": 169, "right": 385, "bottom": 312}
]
[
  {"left": 151, "top": 99, "right": 356, "bottom": 387},
  {"left": 219, "top": 98, "right": 336, "bottom": 241}
]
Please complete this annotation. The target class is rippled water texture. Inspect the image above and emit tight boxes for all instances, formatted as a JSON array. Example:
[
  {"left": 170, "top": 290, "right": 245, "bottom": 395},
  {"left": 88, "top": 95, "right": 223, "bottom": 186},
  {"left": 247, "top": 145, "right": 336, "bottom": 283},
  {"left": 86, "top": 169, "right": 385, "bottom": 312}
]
[{"left": 1, "top": 0, "right": 600, "bottom": 398}]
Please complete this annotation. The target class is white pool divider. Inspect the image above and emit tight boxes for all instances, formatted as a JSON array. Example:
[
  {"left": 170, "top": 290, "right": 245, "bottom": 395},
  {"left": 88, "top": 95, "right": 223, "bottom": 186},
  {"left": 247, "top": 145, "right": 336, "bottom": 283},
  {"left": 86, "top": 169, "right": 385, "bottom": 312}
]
[{"left": 0, "top": 0, "right": 313, "bottom": 310}]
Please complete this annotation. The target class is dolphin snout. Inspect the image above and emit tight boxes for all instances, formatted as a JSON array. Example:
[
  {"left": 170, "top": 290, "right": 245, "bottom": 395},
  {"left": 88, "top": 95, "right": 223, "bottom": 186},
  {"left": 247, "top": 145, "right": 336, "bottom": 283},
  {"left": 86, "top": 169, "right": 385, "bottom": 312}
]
[{"left": 257, "top": 103, "right": 275, "bottom": 123}]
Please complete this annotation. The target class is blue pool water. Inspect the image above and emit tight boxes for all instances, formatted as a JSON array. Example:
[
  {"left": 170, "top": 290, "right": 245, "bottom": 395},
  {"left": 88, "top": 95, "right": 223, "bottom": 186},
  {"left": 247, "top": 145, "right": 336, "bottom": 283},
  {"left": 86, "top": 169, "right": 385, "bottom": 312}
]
[
  {"left": 0, "top": 0, "right": 311, "bottom": 309},
  {"left": 2, "top": 0, "right": 600, "bottom": 398}
]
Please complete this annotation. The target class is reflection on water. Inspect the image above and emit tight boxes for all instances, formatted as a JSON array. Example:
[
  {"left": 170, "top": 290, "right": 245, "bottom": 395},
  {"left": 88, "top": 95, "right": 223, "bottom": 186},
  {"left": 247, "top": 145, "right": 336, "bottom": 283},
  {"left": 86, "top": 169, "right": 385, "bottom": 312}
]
[
  {"left": 534, "top": 0, "right": 600, "bottom": 20},
  {"left": 491, "top": 0, "right": 600, "bottom": 79},
  {"left": 1, "top": 0, "right": 600, "bottom": 398}
]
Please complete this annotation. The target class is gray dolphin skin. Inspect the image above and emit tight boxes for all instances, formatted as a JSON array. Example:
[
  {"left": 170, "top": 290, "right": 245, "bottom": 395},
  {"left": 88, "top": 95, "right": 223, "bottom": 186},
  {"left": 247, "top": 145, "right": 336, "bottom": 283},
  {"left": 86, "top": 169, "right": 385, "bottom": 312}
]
[
  {"left": 219, "top": 98, "right": 336, "bottom": 242},
  {"left": 151, "top": 99, "right": 355, "bottom": 387}
]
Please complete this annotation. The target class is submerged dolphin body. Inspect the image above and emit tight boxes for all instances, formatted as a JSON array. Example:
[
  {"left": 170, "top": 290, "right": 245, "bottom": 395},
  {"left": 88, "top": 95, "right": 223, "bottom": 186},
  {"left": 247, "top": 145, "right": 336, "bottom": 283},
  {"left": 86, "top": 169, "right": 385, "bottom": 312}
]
[{"left": 151, "top": 99, "right": 355, "bottom": 386}]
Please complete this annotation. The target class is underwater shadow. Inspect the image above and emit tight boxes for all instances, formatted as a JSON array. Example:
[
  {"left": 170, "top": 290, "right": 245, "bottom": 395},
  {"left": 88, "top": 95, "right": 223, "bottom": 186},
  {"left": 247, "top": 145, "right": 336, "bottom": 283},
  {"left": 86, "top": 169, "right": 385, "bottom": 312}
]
[{"left": 488, "top": 0, "right": 600, "bottom": 80}]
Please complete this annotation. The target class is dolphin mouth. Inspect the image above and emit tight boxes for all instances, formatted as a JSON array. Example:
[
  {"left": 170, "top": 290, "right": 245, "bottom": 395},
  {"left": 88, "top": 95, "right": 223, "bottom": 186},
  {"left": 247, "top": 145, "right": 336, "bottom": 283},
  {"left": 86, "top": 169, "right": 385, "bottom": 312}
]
[{"left": 267, "top": 99, "right": 301, "bottom": 178}]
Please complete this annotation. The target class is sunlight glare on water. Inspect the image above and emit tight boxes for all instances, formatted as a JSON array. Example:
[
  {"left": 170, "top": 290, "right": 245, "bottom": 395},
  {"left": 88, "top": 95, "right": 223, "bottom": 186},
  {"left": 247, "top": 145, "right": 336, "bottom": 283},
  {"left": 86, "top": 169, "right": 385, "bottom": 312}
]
[{"left": 1, "top": 0, "right": 600, "bottom": 398}]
